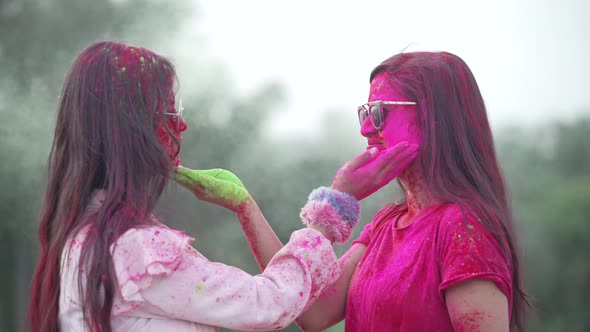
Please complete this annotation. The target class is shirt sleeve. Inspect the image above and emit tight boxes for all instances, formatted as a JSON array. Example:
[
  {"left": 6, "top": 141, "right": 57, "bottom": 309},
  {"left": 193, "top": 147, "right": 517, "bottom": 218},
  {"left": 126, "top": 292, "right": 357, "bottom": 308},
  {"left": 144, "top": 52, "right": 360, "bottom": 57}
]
[
  {"left": 352, "top": 220, "right": 373, "bottom": 246},
  {"left": 437, "top": 206, "right": 513, "bottom": 309},
  {"left": 110, "top": 226, "right": 340, "bottom": 331}
]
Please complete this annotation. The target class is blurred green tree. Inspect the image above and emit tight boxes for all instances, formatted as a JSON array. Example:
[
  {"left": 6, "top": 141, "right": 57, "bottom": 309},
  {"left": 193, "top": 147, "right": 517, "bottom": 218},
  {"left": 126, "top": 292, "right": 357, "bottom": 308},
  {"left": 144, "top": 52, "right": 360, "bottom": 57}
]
[
  {"left": 2, "top": 1, "right": 589, "bottom": 332},
  {"left": 497, "top": 115, "right": 590, "bottom": 332}
]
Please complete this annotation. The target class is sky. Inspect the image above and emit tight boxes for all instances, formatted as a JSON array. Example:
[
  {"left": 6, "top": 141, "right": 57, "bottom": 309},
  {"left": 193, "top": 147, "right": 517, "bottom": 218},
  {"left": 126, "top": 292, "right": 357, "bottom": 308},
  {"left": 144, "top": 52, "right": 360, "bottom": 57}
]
[{"left": 184, "top": 0, "right": 590, "bottom": 138}]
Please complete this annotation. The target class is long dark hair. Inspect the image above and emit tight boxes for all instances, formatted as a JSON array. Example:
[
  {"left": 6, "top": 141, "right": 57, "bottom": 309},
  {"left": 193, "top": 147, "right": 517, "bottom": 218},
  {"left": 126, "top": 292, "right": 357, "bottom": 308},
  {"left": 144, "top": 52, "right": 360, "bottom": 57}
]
[
  {"left": 371, "top": 51, "right": 529, "bottom": 331},
  {"left": 28, "top": 41, "right": 179, "bottom": 332}
]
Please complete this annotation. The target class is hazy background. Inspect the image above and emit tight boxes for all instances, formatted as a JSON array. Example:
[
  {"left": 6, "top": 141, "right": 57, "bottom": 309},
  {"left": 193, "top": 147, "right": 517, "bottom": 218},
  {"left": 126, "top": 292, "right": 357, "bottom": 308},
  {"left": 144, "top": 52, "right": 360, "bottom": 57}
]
[{"left": 1, "top": 0, "right": 589, "bottom": 331}]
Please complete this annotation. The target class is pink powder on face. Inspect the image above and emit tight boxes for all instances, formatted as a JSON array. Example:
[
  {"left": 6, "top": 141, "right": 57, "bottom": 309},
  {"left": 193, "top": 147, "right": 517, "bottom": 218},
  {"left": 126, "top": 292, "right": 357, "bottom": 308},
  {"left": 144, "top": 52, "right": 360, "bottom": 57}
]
[
  {"left": 361, "top": 72, "right": 421, "bottom": 150},
  {"left": 155, "top": 116, "right": 187, "bottom": 167}
]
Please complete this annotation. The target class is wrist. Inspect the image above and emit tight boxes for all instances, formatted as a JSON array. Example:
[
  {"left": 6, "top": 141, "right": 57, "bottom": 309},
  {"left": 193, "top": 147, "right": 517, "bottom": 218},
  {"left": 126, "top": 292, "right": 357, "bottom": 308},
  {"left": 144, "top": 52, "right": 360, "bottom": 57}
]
[
  {"left": 307, "top": 224, "right": 336, "bottom": 243},
  {"left": 330, "top": 182, "right": 358, "bottom": 200},
  {"left": 300, "top": 186, "right": 360, "bottom": 244},
  {"left": 233, "top": 196, "right": 255, "bottom": 215}
]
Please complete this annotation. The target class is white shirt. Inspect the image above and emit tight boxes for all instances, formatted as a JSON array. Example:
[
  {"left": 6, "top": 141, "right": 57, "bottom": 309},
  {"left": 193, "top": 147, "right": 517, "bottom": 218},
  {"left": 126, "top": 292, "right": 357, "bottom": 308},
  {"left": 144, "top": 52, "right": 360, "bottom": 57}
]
[{"left": 59, "top": 223, "right": 340, "bottom": 331}]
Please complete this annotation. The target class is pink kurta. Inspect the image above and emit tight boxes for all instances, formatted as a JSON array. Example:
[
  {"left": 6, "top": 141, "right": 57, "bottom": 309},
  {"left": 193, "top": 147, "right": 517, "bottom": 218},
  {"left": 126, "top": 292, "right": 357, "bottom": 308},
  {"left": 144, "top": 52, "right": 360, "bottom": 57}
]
[
  {"left": 59, "top": 197, "right": 340, "bottom": 331},
  {"left": 346, "top": 203, "right": 512, "bottom": 331}
]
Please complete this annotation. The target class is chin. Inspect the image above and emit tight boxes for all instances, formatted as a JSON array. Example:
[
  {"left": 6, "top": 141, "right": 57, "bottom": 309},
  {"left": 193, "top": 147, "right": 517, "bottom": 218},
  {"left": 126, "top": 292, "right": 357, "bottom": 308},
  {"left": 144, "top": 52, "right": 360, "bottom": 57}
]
[{"left": 367, "top": 144, "right": 386, "bottom": 151}]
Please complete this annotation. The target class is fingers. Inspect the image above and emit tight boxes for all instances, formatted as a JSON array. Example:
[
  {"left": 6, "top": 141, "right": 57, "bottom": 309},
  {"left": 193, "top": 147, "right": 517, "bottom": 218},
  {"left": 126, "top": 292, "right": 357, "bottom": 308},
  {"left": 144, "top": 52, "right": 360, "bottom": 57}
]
[
  {"left": 341, "top": 146, "right": 382, "bottom": 173},
  {"left": 173, "top": 166, "right": 196, "bottom": 185},
  {"left": 352, "top": 142, "right": 417, "bottom": 185},
  {"left": 376, "top": 142, "right": 413, "bottom": 163},
  {"left": 352, "top": 142, "right": 409, "bottom": 173},
  {"left": 173, "top": 167, "right": 211, "bottom": 194},
  {"left": 178, "top": 168, "right": 246, "bottom": 188},
  {"left": 173, "top": 166, "right": 251, "bottom": 205},
  {"left": 374, "top": 144, "right": 420, "bottom": 182},
  {"left": 202, "top": 169, "right": 246, "bottom": 187}
]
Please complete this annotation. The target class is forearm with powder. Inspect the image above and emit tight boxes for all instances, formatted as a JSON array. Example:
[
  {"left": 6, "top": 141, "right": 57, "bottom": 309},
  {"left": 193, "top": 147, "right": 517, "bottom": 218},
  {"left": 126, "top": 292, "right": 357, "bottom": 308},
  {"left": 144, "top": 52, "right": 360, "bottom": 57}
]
[
  {"left": 234, "top": 199, "right": 283, "bottom": 270},
  {"left": 235, "top": 183, "right": 362, "bottom": 272},
  {"left": 174, "top": 167, "right": 285, "bottom": 270},
  {"left": 238, "top": 184, "right": 363, "bottom": 271},
  {"left": 238, "top": 187, "right": 361, "bottom": 271},
  {"left": 173, "top": 167, "right": 352, "bottom": 272}
]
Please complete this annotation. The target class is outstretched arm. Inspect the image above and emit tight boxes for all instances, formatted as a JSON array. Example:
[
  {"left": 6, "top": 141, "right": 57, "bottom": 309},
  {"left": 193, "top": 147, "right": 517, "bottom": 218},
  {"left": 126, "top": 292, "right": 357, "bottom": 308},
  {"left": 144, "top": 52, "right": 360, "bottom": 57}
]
[
  {"left": 173, "top": 167, "right": 284, "bottom": 270},
  {"left": 295, "top": 243, "right": 366, "bottom": 331},
  {"left": 234, "top": 200, "right": 284, "bottom": 270},
  {"left": 173, "top": 141, "right": 417, "bottom": 269},
  {"left": 113, "top": 226, "right": 341, "bottom": 331},
  {"left": 172, "top": 141, "right": 420, "bottom": 331}
]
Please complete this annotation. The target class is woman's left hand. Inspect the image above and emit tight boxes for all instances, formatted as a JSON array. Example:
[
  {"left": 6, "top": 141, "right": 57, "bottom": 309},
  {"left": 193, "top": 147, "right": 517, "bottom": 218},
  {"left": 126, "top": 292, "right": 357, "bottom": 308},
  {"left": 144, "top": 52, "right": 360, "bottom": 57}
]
[
  {"left": 331, "top": 142, "right": 419, "bottom": 200},
  {"left": 173, "top": 166, "right": 252, "bottom": 213}
]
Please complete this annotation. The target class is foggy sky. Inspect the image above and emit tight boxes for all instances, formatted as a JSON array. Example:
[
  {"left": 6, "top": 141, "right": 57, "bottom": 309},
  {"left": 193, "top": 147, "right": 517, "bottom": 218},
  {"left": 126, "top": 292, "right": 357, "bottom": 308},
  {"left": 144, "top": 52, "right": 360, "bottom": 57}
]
[{"left": 177, "top": 0, "right": 590, "bottom": 138}]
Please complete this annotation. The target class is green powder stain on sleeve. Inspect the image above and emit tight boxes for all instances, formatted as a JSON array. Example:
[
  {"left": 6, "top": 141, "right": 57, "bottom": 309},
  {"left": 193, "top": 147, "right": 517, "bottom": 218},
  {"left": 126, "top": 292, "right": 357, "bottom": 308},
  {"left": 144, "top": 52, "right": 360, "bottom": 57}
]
[{"left": 195, "top": 283, "right": 205, "bottom": 294}]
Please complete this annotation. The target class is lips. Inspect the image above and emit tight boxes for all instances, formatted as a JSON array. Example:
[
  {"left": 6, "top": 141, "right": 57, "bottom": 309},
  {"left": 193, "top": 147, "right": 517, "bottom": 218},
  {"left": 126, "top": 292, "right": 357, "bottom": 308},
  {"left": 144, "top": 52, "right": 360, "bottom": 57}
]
[{"left": 367, "top": 137, "right": 385, "bottom": 149}]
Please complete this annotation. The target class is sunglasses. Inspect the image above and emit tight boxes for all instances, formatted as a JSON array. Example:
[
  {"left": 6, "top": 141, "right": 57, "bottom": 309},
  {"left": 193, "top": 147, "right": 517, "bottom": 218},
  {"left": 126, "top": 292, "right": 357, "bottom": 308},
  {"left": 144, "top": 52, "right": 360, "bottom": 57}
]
[
  {"left": 357, "top": 100, "right": 417, "bottom": 130},
  {"left": 163, "top": 98, "right": 184, "bottom": 129}
]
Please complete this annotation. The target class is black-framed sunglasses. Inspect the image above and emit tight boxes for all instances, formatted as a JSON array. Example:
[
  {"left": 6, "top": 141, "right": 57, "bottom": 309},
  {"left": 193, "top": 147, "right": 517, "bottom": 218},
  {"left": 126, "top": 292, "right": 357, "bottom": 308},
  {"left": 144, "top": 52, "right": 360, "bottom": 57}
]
[
  {"left": 163, "top": 98, "right": 184, "bottom": 129},
  {"left": 357, "top": 100, "right": 417, "bottom": 130}
]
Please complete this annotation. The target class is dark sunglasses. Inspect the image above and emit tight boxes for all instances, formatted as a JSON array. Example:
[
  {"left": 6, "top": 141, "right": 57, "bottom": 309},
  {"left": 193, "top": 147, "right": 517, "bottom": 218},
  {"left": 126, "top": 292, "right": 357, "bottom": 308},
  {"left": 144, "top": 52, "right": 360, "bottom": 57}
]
[{"left": 357, "top": 100, "right": 417, "bottom": 130}]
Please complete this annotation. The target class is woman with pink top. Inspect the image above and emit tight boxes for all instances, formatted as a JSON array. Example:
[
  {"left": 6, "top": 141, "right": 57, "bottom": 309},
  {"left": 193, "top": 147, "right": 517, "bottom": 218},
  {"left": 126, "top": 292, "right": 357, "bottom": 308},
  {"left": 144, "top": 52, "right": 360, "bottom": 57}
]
[
  {"left": 27, "top": 41, "right": 417, "bottom": 332},
  {"left": 308, "top": 51, "right": 531, "bottom": 331},
  {"left": 246, "top": 52, "right": 530, "bottom": 331}
]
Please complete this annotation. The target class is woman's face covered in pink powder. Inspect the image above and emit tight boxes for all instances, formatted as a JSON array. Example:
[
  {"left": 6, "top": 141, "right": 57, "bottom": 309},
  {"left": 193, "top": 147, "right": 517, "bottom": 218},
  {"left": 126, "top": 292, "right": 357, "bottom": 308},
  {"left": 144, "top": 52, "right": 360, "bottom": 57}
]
[
  {"left": 360, "top": 72, "right": 421, "bottom": 151},
  {"left": 156, "top": 92, "right": 188, "bottom": 167}
]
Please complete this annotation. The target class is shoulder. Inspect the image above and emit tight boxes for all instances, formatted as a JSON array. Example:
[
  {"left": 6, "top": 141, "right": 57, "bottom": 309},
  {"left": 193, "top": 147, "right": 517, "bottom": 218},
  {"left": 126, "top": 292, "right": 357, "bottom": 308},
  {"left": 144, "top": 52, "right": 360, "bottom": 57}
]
[
  {"left": 353, "top": 203, "right": 404, "bottom": 246},
  {"left": 110, "top": 225, "right": 196, "bottom": 306},
  {"left": 111, "top": 225, "right": 194, "bottom": 263},
  {"left": 436, "top": 204, "right": 513, "bottom": 307},
  {"left": 111, "top": 225, "right": 195, "bottom": 283},
  {"left": 435, "top": 203, "right": 508, "bottom": 260},
  {"left": 372, "top": 203, "right": 406, "bottom": 231},
  {"left": 113, "top": 225, "right": 192, "bottom": 247},
  {"left": 437, "top": 204, "right": 490, "bottom": 239}
]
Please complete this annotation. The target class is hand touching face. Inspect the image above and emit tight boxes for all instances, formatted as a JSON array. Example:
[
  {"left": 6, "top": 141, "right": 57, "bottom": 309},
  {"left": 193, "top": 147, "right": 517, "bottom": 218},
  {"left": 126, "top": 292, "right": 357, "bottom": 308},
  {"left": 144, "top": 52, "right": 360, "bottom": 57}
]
[{"left": 331, "top": 143, "right": 419, "bottom": 200}]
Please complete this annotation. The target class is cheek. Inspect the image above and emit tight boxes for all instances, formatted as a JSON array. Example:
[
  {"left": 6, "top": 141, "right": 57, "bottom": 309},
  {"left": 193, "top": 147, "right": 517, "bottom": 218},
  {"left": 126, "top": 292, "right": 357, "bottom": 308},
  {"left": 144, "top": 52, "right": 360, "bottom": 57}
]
[
  {"left": 155, "top": 126, "right": 179, "bottom": 160},
  {"left": 156, "top": 127, "right": 173, "bottom": 145},
  {"left": 406, "top": 120, "right": 422, "bottom": 146},
  {"left": 382, "top": 112, "right": 421, "bottom": 147}
]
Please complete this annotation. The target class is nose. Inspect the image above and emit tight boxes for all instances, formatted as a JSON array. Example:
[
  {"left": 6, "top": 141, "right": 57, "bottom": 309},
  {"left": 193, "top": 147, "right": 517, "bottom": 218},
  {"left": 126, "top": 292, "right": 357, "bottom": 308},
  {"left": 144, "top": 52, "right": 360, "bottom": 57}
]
[
  {"left": 360, "top": 116, "right": 378, "bottom": 138},
  {"left": 178, "top": 118, "right": 188, "bottom": 132}
]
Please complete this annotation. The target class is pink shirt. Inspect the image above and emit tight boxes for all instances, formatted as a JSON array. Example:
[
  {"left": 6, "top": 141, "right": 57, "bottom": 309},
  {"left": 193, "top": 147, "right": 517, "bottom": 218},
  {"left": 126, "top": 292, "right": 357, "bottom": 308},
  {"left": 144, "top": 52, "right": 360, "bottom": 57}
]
[
  {"left": 59, "top": 218, "right": 340, "bottom": 331},
  {"left": 345, "top": 203, "right": 512, "bottom": 332}
]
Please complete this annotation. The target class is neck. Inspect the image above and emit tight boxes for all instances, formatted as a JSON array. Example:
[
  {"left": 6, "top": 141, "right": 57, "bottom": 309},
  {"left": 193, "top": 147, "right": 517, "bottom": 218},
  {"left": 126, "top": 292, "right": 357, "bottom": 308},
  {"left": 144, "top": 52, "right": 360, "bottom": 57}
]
[{"left": 398, "top": 162, "right": 435, "bottom": 217}]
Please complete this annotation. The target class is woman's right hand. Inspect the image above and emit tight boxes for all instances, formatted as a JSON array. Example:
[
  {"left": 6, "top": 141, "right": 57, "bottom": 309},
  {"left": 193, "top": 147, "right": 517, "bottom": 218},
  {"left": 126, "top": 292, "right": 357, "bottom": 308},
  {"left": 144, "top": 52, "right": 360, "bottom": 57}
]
[
  {"left": 331, "top": 142, "right": 419, "bottom": 200},
  {"left": 173, "top": 166, "right": 252, "bottom": 213}
]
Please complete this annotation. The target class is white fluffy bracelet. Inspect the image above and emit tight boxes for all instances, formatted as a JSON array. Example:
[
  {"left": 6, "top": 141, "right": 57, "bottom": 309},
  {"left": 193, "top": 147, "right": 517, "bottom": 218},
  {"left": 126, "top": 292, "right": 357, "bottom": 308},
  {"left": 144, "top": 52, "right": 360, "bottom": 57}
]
[{"left": 300, "top": 187, "right": 360, "bottom": 243}]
